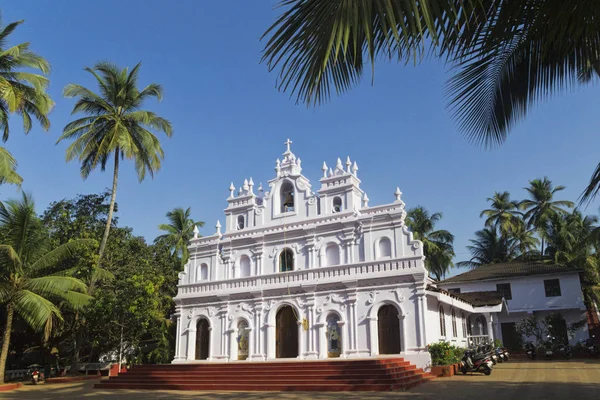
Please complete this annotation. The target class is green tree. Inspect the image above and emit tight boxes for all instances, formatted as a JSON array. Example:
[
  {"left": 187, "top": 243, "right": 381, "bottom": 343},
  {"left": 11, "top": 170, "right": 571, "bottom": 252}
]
[
  {"left": 155, "top": 207, "right": 204, "bottom": 268},
  {"left": 0, "top": 17, "right": 53, "bottom": 141},
  {"left": 0, "top": 147, "right": 22, "bottom": 186},
  {"left": 261, "top": 2, "right": 600, "bottom": 200},
  {"left": 520, "top": 178, "right": 574, "bottom": 257},
  {"left": 0, "top": 193, "right": 93, "bottom": 383},
  {"left": 457, "top": 227, "right": 517, "bottom": 269},
  {"left": 508, "top": 219, "right": 540, "bottom": 258},
  {"left": 405, "top": 206, "right": 455, "bottom": 280},
  {"left": 57, "top": 62, "right": 172, "bottom": 265},
  {"left": 480, "top": 191, "right": 522, "bottom": 246}
]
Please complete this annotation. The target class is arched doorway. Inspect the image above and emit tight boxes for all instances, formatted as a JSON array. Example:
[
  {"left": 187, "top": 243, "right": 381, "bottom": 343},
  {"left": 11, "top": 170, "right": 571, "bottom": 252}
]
[
  {"left": 276, "top": 306, "right": 298, "bottom": 358},
  {"left": 195, "top": 319, "right": 210, "bottom": 360},
  {"left": 378, "top": 305, "right": 401, "bottom": 354}
]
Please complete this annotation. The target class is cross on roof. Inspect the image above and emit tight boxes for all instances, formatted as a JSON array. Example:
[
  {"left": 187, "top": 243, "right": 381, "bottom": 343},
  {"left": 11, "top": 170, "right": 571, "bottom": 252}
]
[{"left": 284, "top": 138, "right": 292, "bottom": 153}]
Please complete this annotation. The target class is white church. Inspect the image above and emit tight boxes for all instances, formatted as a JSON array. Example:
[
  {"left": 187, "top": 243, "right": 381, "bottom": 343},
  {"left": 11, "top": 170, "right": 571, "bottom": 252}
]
[{"left": 172, "top": 140, "right": 504, "bottom": 370}]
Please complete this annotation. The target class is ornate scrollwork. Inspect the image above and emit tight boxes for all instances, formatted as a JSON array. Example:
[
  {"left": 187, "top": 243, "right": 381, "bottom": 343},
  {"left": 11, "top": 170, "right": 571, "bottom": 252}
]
[
  {"left": 367, "top": 290, "right": 381, "bottom": 304},
  {"left": 264, "top": 300, "right": 276, "bottom": 310},
  {"left": 308, "top": 196, "right": 316, "bottom": 205},
  {"left": 322, "top": 293, "right": 348, "bottom": 311},
  {"left": 236, "top": 302, "right": 255, "bottom": 315},
  {"left": 268, "top": 247, "right": 279, "bottom": 258},
  {"left": 206, "top": 307, "right": 217, "bottom": 317}
]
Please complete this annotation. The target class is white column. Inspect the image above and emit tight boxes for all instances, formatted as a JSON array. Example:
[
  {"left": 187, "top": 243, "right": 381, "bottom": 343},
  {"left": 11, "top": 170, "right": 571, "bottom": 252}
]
[
  {"left": 351, "top": 302, "right": 358, "bottom": 351},
  {"left": 419, "top": 295, "right": 428, "bottom": 347},
  {"left": 486, "top": 313, "right": 495, "bottom": 342},
  {"left": 186, "top": 329, "right": 196, "bottom": 361},
  {"left": 339, "top": 321, "right": 348, "bottom": 358},
  {"left": 297, "top": 321, "right": 305, "bottom": 358},
  {"left": 266, "top": 324, "right": 276, "bottom": 359},
  {"left": 173, "top": 316, "right": 182, "bottom": 361},
  {"left": 368, "top": 316, "right": 378, "bottom": 356},
  {"left": 229, "top": 328, "right": 237, "bottom": 361},
  {"left": 316, "top": 324, "right": 326, "bottom": 358}
]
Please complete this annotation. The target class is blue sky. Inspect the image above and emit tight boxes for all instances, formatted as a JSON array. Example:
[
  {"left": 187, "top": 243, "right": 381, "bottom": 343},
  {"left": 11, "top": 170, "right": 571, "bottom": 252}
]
[{"left": 2, "top": 2, "right": 600, "bottom": 277}]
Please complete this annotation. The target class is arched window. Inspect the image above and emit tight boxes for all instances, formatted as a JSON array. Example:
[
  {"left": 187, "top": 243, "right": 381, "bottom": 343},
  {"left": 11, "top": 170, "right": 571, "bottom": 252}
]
[
  {"left": 279, "top": 248, "right": 294, "bottom": 272},
  {"left": 325, "top": 243, "right": 340, "bottom": 266},
  {"left": 239, "top": 255, "right": 251, "bottom": 277},
  {"left": 237, "top": 319, "right": 249, "bottom": 360},
  {"left": 461, "top": 312, "right": 467, "bottom": 338},
  {"left": 237, "top": 215, "right": 245, "bottom": 230},
  {"left": 280, "top": 181, "right": 295, "bottom": 212},
  {"left": 332, "top": 196, "right": 342, "bottom": 213},
  {"left": 378, "top": 237, "right": 392, "bottom": 258},
  {"left": 439, "top": 306, "right": 446, "bottom": 337},
  {"left": 451, "top": 309, "right": 457, "bottom": 337},
  {"left": 200, "top": 263, "right": 208, "bottom": 281}
]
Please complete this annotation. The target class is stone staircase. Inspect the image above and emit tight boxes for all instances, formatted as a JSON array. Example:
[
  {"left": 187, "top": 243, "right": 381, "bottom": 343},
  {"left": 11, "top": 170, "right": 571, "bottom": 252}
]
[{"left": 95, "top": 358, "right": 434, "bottom": 392}]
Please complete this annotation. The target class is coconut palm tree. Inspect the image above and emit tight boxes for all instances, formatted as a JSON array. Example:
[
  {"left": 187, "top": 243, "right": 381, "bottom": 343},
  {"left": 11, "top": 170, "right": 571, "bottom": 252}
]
[
  {"left": 520, "top": 177, "right": 574, "bottom": 257},
  {"left": 406, "top": 206, "right": 455, "bottom": 280},
  {"left": 0, "top": 147, "right": 22, "bottom": 186},
  {"left": 57, "top": 62, "right": 172, "bottom": 264},
  {"left": 155, "top": 207, "right": 204, "bottom": 268},
  {"left": 0, "top": 193, "right": 94, "bottom": 383},
  {"left": 480, "top": 191, "right": 522, "bottom": 239},
  {"left": 261, "top": 2, "right": 600, "bottom": 200},
  {"left": 0, "top": 17, "right": 53, "bottom": 142},
  {"left": 457, "top": 227, "right": 517, "bottom": 269},
  {"left": 508, "top": 219, "right": 540, "bottom": 259}
]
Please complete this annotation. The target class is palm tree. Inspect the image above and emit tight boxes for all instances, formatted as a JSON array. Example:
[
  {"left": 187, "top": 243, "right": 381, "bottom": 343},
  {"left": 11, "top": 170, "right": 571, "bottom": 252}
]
[
  {"left": 520, "top": 178, "right": 574, "bottom": 257},
  {"left": 0, "top": 147, "right": 22, "bottom": 185},
  {"left": 261, "top": 2, "right": 600, "bottom": 200},
  {"left": 0, "top": 193, "right": 94, "bottom": 383},
  {"left": 0, "top": 17, "right": 53, "bottom": 141},
  {"left": 457, "top": 227, "right": 517, "bottom": 269},
  {"left": 57, "top": 62, "right": 172, "bottom": 265},
  {"left": 508, "top": 219, "right": 540, "bottom": 258},
  {"left": 480, "top": 191, "right": 522, "bottom": 240},
  {"left": 155, "top": 207, "right": 204, "bottom": 268},
  {"left": 406, "top": 206, "right": 455, "bottom": 280}
]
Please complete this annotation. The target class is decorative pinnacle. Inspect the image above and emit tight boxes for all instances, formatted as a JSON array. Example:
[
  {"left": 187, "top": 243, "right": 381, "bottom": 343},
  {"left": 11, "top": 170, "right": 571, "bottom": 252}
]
[
  {"left": 362, "top": 192, "right": 369, "bottom": 207},
  {"left": 322, "top": 162, "right": 328, "bottom": 177},
  {"left": 328, "top": 167, "right": 333, "bottom": 177},
  {"left": 336, "top": 157, "right": 343, "bottom": 170},
  {"left": 297, "top": 157, "right": 302, "bottom": 167},
  {"left": 352, "top": 161, "right": 359, "bottom": 176},
  {"left": 276, "top": 158, "right": 281, "bottom": 167},
  {"left": 346, "top": 156, "right": 352, "bottom": 172},
  {"left": 243, "top": 179, "right": 249, "bottom": 191},
  {"left": 215, "top": 220, "right": 222, "bottom": 236},
  {"left": 258, "top": 182, "right": 264, "bottom": 192},
  {"left": 394, "top": 187, "right": 403, "bottom": 202},
  {"left": 229, "top": 182, "right": 235, "bottom": 198},
  {"left": 193, "top": 224, "right": 200, "bottom": 239}
]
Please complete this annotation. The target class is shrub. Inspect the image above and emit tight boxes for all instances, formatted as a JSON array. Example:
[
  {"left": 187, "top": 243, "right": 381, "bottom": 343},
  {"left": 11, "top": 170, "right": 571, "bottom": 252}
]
[{"left": 428, "top": 341, "right": 465, "bottom": 366}]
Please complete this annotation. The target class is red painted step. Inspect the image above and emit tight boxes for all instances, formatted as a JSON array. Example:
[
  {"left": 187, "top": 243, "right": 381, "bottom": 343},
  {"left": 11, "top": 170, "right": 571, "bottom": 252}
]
[{"left": 94, "top": 357, "right": 434, "bottom": 392}]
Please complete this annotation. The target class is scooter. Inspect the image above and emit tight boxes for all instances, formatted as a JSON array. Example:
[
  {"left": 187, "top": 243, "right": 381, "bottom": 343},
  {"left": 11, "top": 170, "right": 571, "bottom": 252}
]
[
  {"left": 524, "top": 341, "right": 536, "bottom": 359},
  {"left": 495, "top": 347, "right": 506, "bottom": 363},
  {"left": 585, "top": 336, "right": 599, "bottom": 357},
  {"left": 28, "top": 365, "right": 45, "bottom": 385},
  {"left": 460, "top": 349, "right": 493, "bottom": 375},
  {"left": 556, "top": 343, "right": 572, "bottom": 359}
]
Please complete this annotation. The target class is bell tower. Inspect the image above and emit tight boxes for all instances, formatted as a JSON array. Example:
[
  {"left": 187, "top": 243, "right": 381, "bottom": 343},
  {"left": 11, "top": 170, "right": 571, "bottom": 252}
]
[{"left": 317, "top": 156, "right": 365, "bottom": 215}]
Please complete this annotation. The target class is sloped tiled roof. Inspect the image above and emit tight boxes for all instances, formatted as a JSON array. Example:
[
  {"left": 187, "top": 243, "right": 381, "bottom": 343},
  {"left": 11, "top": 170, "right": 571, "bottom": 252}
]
[
  {"left": 426, "top": 285, "right": 504, "bottom": 307},
  {"left": 440, "top": 261, "right": 581, "bottom": 284},
  {"left": 454, "top": 291, "right": 504, "bottom": 307}
]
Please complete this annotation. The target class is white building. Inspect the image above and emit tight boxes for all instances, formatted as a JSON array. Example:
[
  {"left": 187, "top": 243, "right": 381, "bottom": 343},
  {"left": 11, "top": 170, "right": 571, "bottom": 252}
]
[
  {"left": 172, "top": 140, "right": 503, "bottom": 370},
  {"left": 438, "top": 262, "right": 590, "bottom": 348}
]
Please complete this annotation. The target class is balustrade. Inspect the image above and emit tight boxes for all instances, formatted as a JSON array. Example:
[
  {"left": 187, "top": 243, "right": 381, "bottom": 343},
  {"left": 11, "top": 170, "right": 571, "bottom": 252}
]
[{"left": 176, "top": 257, "right": 421, "bottom": 298}]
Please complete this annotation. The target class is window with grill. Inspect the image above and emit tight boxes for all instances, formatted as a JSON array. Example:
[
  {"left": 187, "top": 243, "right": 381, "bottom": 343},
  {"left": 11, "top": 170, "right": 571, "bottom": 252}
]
[
  {"left": 451, "top": 309, "right": 457, "bottom": 337},
  {"left": 447, "top": 288, "right": 461, "bottom": 294},
  {"left": 496, "top": 283, "right": 512, "bottom": 300},
  {"left": 544, "top": 279, "right": 561, "bottom": 297},
  {"left": 439, "top": 306, "right": 446, "bottom": 337},
  {"left": 461, "top": 312, "right": 467, "bottom": 338},
  {"left": 279, "top": 248, "right": 294, "bottom": 272}
]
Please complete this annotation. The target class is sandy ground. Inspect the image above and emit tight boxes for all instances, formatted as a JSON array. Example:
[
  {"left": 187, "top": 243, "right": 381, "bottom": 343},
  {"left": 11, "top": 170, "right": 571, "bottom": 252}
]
[{"left": 2, "top": 360, "right": 599, "bottom": 400}]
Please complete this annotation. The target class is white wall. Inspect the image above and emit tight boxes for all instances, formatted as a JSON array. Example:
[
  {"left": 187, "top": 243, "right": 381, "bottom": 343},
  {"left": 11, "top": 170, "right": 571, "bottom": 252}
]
[{"left": 439, "top": 273, "right": 585, "bottom": 313}]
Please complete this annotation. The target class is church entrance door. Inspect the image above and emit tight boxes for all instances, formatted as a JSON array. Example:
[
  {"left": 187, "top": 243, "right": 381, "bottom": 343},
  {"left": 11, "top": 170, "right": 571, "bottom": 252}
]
[
  {"left": 378, "top": 305, "right": 401, "bottom": 354},
  {"left": 276, "top": 306, "right": 298, "bottom": 358},
  {"left": 195, "top": 319, "right": 210, "bottom": 360}
]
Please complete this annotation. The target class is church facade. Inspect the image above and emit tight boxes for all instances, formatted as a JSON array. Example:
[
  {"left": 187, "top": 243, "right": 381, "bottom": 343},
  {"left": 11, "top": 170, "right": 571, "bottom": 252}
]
[{"left": 172, "top": 140, "right": 503, "bottom": 370}]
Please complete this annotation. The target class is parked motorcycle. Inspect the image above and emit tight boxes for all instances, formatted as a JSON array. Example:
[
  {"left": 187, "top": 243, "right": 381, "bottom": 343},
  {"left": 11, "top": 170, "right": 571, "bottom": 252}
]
[
  {"left": 524, "top": 341, "right": 536, "bottom": 359},
  {"left": 460, "top": 349, "right": 493, "bottom": 375},
  {"left": 543, "top": 337, "right": 554, "bottom": 359},
  {"left": 584, "top": 336, "right": 599, "bottom": 357},
  {"left": 495, "top": 347, "right": 506, "bottom": 362},
  {"left": 28, "top": 364, "right": 45, "bottom": 385},
  {"left": 555, "top": 343, "right": 572, "bottom": 359}
]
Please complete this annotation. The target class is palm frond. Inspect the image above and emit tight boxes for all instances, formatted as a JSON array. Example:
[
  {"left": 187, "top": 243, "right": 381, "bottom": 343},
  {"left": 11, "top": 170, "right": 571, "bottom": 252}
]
[{"left": 13, "top": 289, "right": 62, "bottom": 332}]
